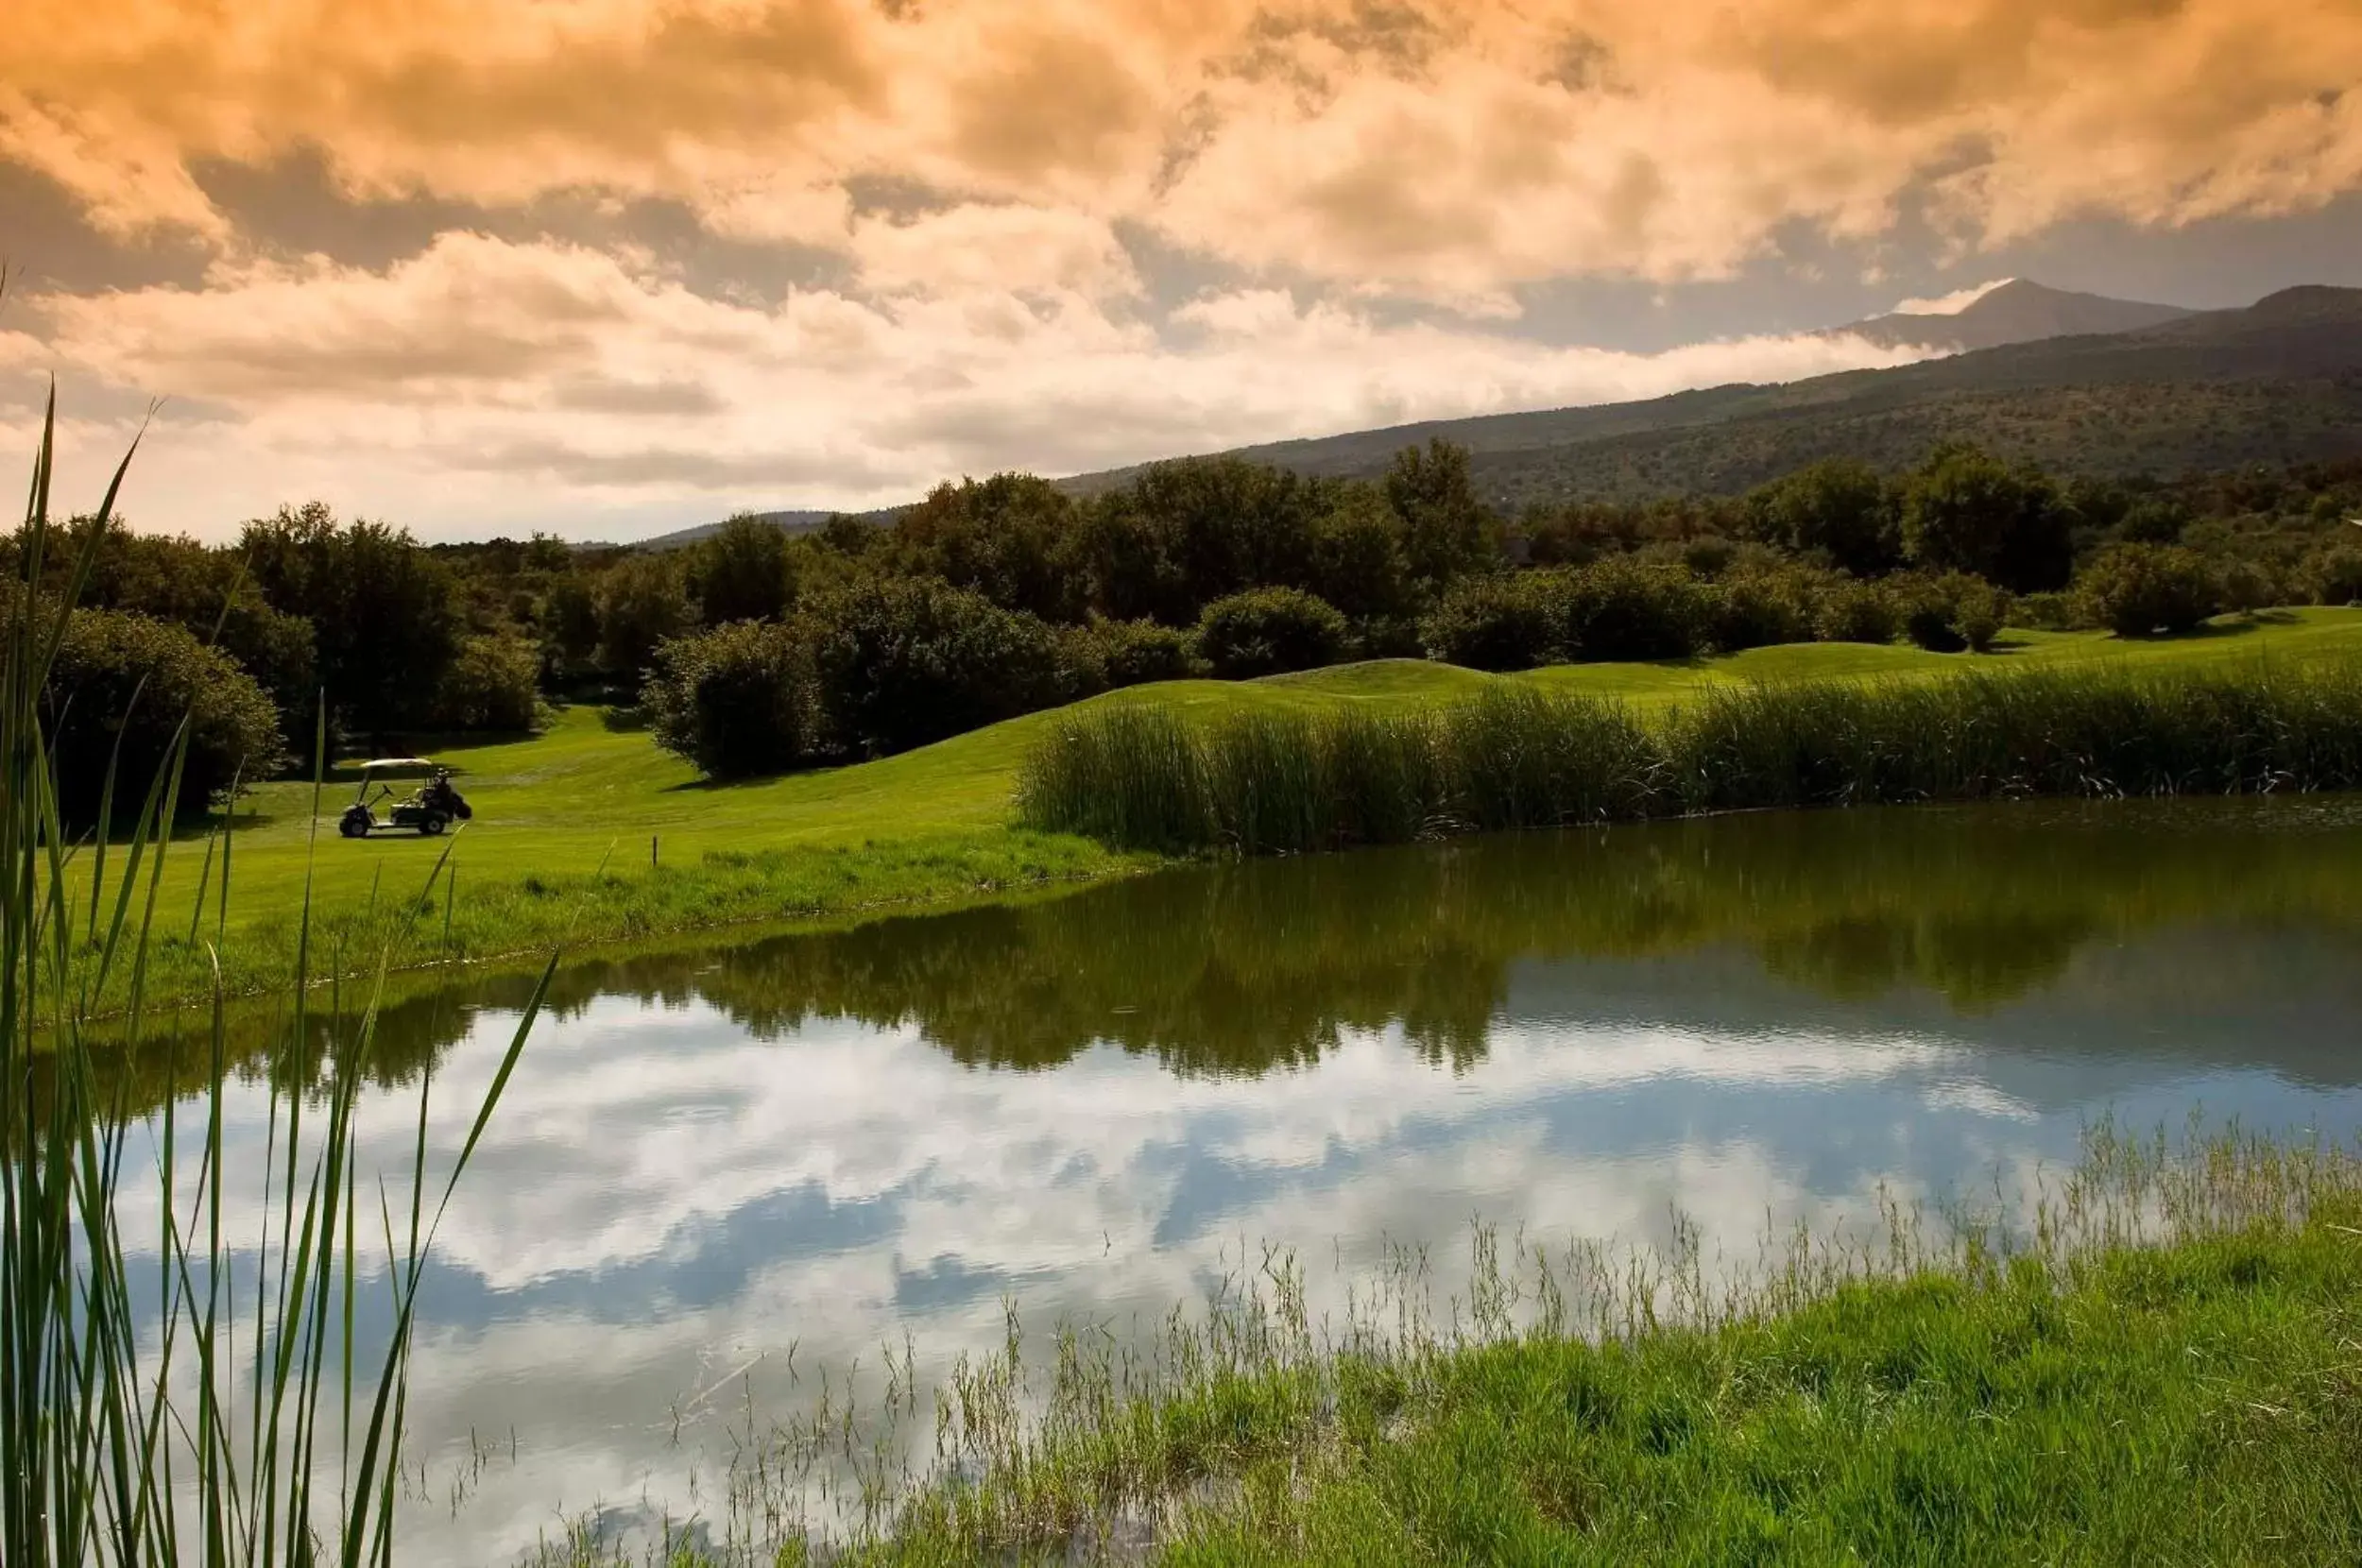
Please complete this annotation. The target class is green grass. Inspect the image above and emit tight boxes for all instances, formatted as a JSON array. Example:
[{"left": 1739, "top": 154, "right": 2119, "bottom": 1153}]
[
  {"left": 89, "top": 607, "right": 2362, "bottom": 1012},
  {"left": 535, "top": 1126, "right": 2362, "bottom": 1566}
]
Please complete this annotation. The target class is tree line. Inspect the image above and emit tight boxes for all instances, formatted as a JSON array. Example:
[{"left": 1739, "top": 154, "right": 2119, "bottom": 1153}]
[{"left": 9, "top": 437, "right": 2362, "bottom": 808}]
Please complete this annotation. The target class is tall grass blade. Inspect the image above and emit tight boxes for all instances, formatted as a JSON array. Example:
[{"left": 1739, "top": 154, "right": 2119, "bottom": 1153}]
[{"left": 2, "top": 380, "right": 539, "bottom": 1567}]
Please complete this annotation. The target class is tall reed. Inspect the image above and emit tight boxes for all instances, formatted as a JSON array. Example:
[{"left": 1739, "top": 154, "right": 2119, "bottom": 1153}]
[
  {"left": 3, "top": 392, "right": 541, "bottom": 1563},
  {"left": 1018, "top": 664, "right": 2362, "bottom": 854}
]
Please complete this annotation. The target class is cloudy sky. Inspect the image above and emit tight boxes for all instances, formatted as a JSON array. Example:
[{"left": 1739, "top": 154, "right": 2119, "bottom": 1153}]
[{"left": 6, "top": 0, "right": 2362, "bottom": 541}]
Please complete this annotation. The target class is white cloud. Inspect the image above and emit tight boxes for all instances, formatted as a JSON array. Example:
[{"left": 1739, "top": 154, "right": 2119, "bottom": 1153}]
[
  {"left": 9, "top": 235, "right": 1926, "bottom": 540},
  {"left": 1890, "top": 278, "right": 2016, "bottom": 315}
]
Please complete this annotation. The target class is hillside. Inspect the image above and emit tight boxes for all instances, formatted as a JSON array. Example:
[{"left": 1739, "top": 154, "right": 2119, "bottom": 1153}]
[{"left": 1063, "top": 285, "right": 2362, "bottom": 506}]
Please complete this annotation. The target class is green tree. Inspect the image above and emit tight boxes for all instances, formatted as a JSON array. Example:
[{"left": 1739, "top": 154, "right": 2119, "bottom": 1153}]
[
  {"left": 1310, "top": 485, "right": 1420, "bottom": 647},
  {"left": 1745, "top": 459, "right": 1901, "bottom": 575},
  {"left": 29, "top": 514, "right": 319, "bottom": 748},
  {"left": 1900, "top": 444, "right": 2075, "bottom": 593},
  {"left": 10, "top": 601, "right": 286, "bottom": 825},
  {"left": 437, "top": 633, "right": 544, "bottom": 731},
  {"left": 540, "top": 571, "right": 603, "bottom": 685},
  {"left": 239, "top": 502, "right": 462, "bottom": 736},
  {"left": 684, "top": 515, "right": 796, "bottom": 627},
  {"left": 1384, "top": 439, "right": 1496, "bottom": 588},
  {"left": 805, "top": 576, "right": 1066, "bottom": 756},
  {"left": 1086, "top": 457, "right": 1325, "bottom": 623},
  {"left": 593, "top": 553, "right": 694, "bottom": 680},
  {"left": 891, "top": 474, "right": 1086, "bottom": 622}
]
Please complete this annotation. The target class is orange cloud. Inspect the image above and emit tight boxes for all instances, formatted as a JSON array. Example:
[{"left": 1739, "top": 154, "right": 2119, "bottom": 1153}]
[{"left": 6, "top": 1, "right": 2359, "bottom": 290}]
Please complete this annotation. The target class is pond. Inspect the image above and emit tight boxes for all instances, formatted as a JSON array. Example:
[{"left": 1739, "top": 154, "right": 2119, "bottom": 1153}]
[{"left": 116, "top": 796, "right": 2362, "bottom": 1559}]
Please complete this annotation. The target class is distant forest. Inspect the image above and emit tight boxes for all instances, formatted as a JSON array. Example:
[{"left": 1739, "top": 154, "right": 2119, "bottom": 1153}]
[{"left": 9, "top": 436, "right": 2362, "bottom": 805}]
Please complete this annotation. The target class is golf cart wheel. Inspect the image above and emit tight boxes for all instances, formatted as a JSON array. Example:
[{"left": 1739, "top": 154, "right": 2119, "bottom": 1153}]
[
  {"left": 338, "top": 811, "right": 370, "bottom": 839},
  {"left": 419, "top": 811, "right": 448, "bottom": 836}
]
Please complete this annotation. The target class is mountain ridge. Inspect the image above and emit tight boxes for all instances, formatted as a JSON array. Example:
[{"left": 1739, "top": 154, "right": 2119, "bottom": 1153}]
[{"left": 646, "top": 282, "right": 2362, "bottom": 544}]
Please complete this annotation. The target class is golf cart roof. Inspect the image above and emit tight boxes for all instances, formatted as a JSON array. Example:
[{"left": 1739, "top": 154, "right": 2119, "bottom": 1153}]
[{"left": 356, "top": 757, "right": 438, "bottom": 772}]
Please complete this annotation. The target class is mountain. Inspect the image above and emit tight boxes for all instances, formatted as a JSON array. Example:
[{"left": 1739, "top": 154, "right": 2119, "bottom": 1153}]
[
  {"left": 1059, "top": 284, "right": 2362, "bottom": 508},
  {"left": 633, "top": 283, "right": 2362, "bottom": 545},
  {"left": 1827, "top": 279, "right": 2195, "bottom": 352}
]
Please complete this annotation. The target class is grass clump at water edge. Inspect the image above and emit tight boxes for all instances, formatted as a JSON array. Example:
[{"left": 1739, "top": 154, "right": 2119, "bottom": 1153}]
[
  {"left": 535, "top": 1122, "right": 2362, "bottom": 1566},
  {"left": 1018, "top": 664, "right": 2362, "bottom": 853},
  {"left": 3, "top": 390, "right": 539, "bottom": 1561}
]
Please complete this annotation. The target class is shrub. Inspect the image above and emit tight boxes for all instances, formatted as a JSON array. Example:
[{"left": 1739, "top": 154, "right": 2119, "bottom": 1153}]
[
  {"left": 806, "top": 575, "right": 1066, "bottom": 756},
  {"left": 1423, "top": 575, "right": 1555, "bottom": 671},
  {"left": 1950, "top": 577, "right": 2011, "bottom": 653},
  {"left": 1815, "top": 579, "right": 1903, "bottom": 645},
  {"left": 2076, "top": 544, "right": 2223, "bottom": 638},
  {"left": 2307, "top": 545, "right": 2362, "bottom": 606},
  {"left": 2011, "top": 590, "right": 2087, "bottom": 633},
  {"left": 437, "top": 633, "right": 544, "bottom": 731},
  {"left": 1075, "top": 617, "right": 1201, "bottom": 689},
  {"left": 1711, "top": 566, "right": 1823, "bottom": 653},
  {"left": 643, "top": 620, "right": 819, "bottom": 779},
  {"left": 2213, "top": 558, "right": 2275, "bottom": 619},
  {"left": 1193, "top": 588, "right": 1349, "bottom": 678},
  {"left": 20, "top": 603, "right": 286, "bottom": 824},
  {"left": 1547, "top": 557, "right": 1715, "bottom": 662},
  {"left": 1897, "top": 573, "right": 2011, "bottom": 653}
]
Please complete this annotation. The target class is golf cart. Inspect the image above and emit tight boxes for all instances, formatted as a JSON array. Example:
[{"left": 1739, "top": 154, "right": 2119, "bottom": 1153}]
[{"left": 339, "top": 758, "right": 473, "bottom": 839}]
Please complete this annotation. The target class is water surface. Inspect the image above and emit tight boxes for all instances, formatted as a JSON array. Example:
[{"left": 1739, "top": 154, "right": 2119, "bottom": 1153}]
[{"left": 120, "top": 797, "right": 2362, "bottom": 1559}]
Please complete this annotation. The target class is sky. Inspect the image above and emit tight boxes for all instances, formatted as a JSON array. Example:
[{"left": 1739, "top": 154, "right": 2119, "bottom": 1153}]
[{"left": 5, "top": 0, "right": 2362, "bottom": 543}]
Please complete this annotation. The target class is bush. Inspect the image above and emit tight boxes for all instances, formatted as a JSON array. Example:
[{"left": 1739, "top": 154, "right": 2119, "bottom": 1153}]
[
  {"left": 437, "top": 634, "right": 544, "bottom": 731},
  {"left": 23, "top": 604, "right": 286, "bottom": 824},
  {"left": 1193, "top": 588, "right": 1349, "bottom": 678},
  {"left": 1897, "top": 573, "right": 2011, "bottom": 654},
  {"left": 1423, "top": 575, "right": 1555, "bottom": 671},
  {"left": 2011, "top": 590, "right": 2087, "bottom": 633},
  {"left": 1815, "top": 579, "right": 1903, "bottom": 645},
  {"left": 2307, "top": 545, "right": 2362, "bottom": 606},
  {"left": 2076, "top": 544, "right": 2223, "bottom": 638},
  {"left": 806, "top": 576, "right": 1067, "bottom": 756},
  {"left": 1547, "top": 557, "right": 1715, "bottom": 662},
  {"left": 1074, "top": 618, "right": 1201, "bottom": 689},
  {"left": 1711, "top": 566, "right": 1823, "bottom": 653},
  {"left": 643, "top": 620, "right": 819, "bottom": 779},
  {"left": 2214, "top": 558, "right": 2275, "bottom": 619}
]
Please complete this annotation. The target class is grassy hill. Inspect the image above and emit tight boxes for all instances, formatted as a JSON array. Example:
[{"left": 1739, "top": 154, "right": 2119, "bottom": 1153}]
[{"left": 82, "top": 607, "right": 2362, "bottom": 1014}]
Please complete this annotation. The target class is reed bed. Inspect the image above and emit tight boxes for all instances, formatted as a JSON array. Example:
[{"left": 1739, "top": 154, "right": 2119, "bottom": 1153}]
[{"left": 1018, "top": 663, "right": 2362, "bottom": 853}]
